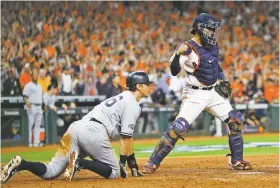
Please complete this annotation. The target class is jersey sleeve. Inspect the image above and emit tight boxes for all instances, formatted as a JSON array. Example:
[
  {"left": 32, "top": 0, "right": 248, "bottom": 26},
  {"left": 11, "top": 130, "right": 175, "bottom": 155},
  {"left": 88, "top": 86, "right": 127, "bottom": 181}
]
[
  {"left": 23, "top": 83, "right": 30, "bottom": 98},
  {"left": 179, "top": 50, "right": 199, "bottom": 73},
  {"left": 43, "top": 94, "right": 48, "bottom": 106},
  {"left": 120, "top": 103, "right": 141, "bottom": 137}
]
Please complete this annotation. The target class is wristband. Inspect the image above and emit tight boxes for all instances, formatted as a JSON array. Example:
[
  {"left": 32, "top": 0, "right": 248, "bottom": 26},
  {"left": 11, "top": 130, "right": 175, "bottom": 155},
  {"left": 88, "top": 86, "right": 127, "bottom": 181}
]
[{"left": 120, "top": 155, "right": 127, "bottom": 164}]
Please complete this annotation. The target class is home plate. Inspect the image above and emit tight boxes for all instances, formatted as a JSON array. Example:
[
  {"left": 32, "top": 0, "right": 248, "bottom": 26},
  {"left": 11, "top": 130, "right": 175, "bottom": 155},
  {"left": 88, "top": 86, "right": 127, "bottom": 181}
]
[{"left": 232, "top": 172, "right": 265, "bottom": 175}]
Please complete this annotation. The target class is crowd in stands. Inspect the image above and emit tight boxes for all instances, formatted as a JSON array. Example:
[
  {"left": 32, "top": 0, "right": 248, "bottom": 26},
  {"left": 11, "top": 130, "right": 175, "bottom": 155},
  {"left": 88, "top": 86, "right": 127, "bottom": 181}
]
[{"left": 1, "top": 1, "right": 279, "bottom": 108}]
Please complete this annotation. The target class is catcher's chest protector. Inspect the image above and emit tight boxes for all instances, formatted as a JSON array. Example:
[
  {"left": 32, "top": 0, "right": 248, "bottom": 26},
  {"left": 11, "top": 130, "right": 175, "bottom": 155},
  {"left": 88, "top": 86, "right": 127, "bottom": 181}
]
[{"left": 188, "top": 40, "right": 219, "bottom": 86}]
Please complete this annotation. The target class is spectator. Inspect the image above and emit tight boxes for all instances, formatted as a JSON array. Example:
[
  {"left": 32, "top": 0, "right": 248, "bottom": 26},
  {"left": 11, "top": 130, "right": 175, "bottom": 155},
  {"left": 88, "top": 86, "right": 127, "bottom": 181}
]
[
  {"left": 19, "top": 63, "right": 32, "bottom": 90},
  {"left": 96, "top": 73, "right": 111, "bottom": 98},
  {"left": 43, "top": 85, "right": 57, "bottom": 112},
  {"left": 106, "top": 75, "right": 122, "bottom": 98},
  {"left": 60, "top": 66, "right": 72, "bottom": 95},
  {"left": 84, "top": 75, "right": 97, "bottom": 96},
  {"left": 37, "top": 69, "right": 51, "bottom": 93},
  {"left": 156, "top": 69, "right": 171, "bottom": 96},
  {"left": 2, "top": 69, "right": 22, "bottom": 96},
  {"left": 75, "top": 74, "right": 85, "bottom": 96}
]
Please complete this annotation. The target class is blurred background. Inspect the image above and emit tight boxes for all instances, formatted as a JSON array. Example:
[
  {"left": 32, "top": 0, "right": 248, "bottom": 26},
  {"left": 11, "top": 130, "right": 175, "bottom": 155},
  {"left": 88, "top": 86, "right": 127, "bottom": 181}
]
[{"left": 1, "top": 1, "right": 279, "bottom": 147}]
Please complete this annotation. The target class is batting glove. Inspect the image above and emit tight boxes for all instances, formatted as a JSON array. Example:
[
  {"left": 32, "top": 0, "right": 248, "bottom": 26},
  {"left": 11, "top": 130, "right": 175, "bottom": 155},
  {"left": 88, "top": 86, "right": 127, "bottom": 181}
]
[
  {"left": 119, "top": 162, "right": 128, "bottom": 178},
  {"left": 127, "top": 153, "right": 143, "bottom": 177}
]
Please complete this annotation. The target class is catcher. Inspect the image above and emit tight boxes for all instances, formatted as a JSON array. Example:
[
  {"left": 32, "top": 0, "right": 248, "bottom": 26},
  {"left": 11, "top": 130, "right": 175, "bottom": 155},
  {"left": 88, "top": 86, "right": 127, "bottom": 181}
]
[{"left": 142, "top": 13, "right": 252, "bottom": 174}]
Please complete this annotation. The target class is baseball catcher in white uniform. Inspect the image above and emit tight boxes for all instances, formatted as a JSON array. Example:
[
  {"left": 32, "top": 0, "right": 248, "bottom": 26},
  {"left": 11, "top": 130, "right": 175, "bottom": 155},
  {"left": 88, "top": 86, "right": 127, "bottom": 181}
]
[{"left": 142, "top": 13, "right": 252, "bottom": 174}]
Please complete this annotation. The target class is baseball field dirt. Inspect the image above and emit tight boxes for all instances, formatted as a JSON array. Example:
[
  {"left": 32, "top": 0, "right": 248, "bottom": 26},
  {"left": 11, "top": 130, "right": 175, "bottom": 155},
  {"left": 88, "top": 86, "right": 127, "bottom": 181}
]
[
  {"left": 1, "top": 134, "right": 279, "bottom": 188},
  {"left": 1, "top": 154, "right": 278, "bottom": 188}
]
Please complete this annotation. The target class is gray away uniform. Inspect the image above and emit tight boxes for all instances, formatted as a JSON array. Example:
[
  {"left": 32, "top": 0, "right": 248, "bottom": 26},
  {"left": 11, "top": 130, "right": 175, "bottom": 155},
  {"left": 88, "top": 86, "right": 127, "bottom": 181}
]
[
  {"left": 41, "top": 91, "right": 141, "bottom": 179},
  {"left": 23, "top": 81, "right": 43, "bottom": 146},
  {"left": 43, "top": 92, "right": 56, "bottom": 109}
]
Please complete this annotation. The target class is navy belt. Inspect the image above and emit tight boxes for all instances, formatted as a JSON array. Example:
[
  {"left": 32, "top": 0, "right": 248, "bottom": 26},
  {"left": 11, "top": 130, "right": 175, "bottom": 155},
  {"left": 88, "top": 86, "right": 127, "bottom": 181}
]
[
  {"left": 31, "top": 103, "right": 42, "bottom": 106},
  {"left": 90, "top": 118, "right": 103, "bottom": 125},
  {"left": 90, "top": 118, "right": 109, "bottom": 136},
  {"left": 191, "top": 86, "right": 213, "bottom": 90}
]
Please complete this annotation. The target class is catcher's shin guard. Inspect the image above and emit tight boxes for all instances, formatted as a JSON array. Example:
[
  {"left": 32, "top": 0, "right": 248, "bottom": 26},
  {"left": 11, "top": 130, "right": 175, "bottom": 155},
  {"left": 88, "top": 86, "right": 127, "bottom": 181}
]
[
  {"left": 142, "top": 130, "right": 177, "bottom": 174},
  {"left": 142, "top": 118, "right": 189, "bottom": 174},
  {"left": 226, "top": 110, "right": 252, "bottom": 170}
]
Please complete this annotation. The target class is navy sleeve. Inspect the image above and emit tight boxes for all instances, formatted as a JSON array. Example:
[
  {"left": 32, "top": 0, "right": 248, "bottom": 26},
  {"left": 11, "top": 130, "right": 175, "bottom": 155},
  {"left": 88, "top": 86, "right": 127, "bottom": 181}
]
[
  {"left": 218, "top": 64, "right": 226, "bottom": 80},
  {"left": 170, "top": 54, "right": 181, "bottom": 76}
]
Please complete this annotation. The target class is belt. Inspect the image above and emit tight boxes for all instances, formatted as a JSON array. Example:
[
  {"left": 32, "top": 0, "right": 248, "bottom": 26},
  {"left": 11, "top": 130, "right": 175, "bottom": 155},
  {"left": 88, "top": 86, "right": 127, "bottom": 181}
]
[
  {"left": 90, "top": 117, "right": 109, "bottom": 136},
  {"left": 191, "top": 86, "right": 213, "bottom": 90},
  {"left": 90, "top": 117, "right": 103, "bottom": 125},
  {"left": 31, "top": 103, "right": 42, "bottom": 106}
]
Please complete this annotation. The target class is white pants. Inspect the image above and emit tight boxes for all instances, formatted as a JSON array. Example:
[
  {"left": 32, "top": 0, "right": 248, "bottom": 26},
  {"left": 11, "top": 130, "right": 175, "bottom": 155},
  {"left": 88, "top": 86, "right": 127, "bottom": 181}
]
[
  {"left": 27, "top": 105, "right": 43, "bottom": 146},
  {"left": 178, "top": 87, "right": 233, "bottom": 124}
]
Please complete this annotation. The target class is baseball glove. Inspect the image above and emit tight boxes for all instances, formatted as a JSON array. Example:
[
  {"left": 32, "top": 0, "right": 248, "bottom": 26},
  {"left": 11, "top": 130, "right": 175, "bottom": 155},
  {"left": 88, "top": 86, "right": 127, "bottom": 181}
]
[{"left": 215, "top": 80, "right": 232, "bottom": 99}]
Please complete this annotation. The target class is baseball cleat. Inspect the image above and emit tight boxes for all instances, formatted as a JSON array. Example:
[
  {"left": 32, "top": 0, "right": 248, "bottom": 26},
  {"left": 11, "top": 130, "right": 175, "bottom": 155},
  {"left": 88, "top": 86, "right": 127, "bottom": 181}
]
[
  {"left": 226, "top": 154, "right": 252, "bottom": 170},
  {"left": 142, "top": 161, "right": 160, "bottom": 174},
  {"left": 65, "top": 151, "right": 81, "bottom": 180},
  {"left": 1, "top": 156, "right": 22, "bottom": 183}
]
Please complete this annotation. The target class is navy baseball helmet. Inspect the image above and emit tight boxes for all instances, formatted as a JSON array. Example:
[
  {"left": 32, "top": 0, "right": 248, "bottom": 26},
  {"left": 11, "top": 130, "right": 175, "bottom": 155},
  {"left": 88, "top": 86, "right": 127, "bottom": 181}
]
[
  {"left": 191, "top": 13, "right": 222, "bottom": 47},
  {"left": 126, "top": 71, "right": 152, "bottom": 90}
]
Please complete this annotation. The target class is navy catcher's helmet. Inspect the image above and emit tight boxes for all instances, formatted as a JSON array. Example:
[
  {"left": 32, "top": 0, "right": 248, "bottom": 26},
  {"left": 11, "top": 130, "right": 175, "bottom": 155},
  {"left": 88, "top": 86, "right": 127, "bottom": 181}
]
[
  {"left": 191, "top": 13, "right": 222, "bottom": 47},
  {"left": 126, "top": 71, "right": 152, "bottom": 90}
]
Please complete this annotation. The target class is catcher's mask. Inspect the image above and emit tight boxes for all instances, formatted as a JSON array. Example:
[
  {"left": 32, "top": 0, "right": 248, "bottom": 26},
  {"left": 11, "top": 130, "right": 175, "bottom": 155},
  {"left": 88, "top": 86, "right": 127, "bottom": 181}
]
[
  {"left": 126, "top": 71, "right": 152, "bottom": 91},
  {"left": 191, "top": 13, "right": 222, "bottom": 47}
]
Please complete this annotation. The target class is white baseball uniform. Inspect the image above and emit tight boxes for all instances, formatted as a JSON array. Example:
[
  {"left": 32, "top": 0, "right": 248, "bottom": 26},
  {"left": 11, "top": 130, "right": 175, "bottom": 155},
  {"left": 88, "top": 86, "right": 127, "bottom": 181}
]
[
  {"left": 169, "top": 45, "right": 233, "bottom": 124},
  {"left": 23, "top": 81, "right": 43, "bottom": 146}
]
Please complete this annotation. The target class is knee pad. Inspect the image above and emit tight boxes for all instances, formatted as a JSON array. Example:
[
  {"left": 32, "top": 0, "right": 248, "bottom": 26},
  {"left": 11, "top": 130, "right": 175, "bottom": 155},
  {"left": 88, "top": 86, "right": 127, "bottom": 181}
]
[
  {"left": 170, "top": 117, "right": 190, "bottom": 137},
  {"left": 226, "top": 110, "right": 244, "bottom": 135}
]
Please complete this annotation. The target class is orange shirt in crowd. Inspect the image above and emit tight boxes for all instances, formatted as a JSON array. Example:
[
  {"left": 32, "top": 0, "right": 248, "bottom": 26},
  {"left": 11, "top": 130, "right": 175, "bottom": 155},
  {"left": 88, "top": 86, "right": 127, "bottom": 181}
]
[
  {"left": 264, "top": 82, "right": 279, "bottom": 103},
  {"left": 19, "top": 71, "right": 32, "bottom": 90},
  {"left": 78, "top": 43, "right": 87, "bottom": 57},
  {"left": 44, "top": 45, "right": 56, "bottom": 58},
  {"left": 136, "top": 61, "right": 147, "bottom": 72},
  {"left": 231, "top": 81, "right": 244, "bottom": 98}
]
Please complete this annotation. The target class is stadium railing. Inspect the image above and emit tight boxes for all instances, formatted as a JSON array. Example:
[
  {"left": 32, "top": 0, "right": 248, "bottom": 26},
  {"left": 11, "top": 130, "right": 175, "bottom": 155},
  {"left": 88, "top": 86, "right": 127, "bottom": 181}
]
[{"left": 1, "top": 96, "right": 279, "bottom": 146}]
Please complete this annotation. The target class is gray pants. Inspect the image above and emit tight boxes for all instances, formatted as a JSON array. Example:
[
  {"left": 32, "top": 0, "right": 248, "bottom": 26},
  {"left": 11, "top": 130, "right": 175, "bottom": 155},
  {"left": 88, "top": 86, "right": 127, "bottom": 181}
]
[
  {"left": 27, "top": 105, "right": 43, "bottom": 146},
  {"left": 41, "top": 120, "right": 120, "bottom": 179}
]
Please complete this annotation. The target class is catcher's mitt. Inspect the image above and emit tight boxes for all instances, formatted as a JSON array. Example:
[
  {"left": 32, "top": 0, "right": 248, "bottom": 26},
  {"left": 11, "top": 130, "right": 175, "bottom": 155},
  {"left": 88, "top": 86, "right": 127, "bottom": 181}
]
[{"left": 215, "top": 80, "right": 232, "bottom": 99}]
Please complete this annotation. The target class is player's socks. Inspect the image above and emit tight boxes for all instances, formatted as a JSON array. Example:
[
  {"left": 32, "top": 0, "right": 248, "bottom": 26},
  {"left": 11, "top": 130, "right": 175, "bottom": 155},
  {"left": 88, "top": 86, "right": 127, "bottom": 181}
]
[
  {"left": 17, "top": 160, "right": 47, "bottom": 176},
  {"left": 77, "top": 158, "right": 112, "bottom": 178}
]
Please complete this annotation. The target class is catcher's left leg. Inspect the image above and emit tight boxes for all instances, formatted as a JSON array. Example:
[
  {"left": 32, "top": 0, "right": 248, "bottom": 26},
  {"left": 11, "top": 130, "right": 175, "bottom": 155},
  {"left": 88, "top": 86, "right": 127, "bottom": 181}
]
[
  {"left": 207, "top": 92, "right": 252, "bottom": 170},
  {"left": 225, "top": 110, "right": 252, "bottom": 170}
]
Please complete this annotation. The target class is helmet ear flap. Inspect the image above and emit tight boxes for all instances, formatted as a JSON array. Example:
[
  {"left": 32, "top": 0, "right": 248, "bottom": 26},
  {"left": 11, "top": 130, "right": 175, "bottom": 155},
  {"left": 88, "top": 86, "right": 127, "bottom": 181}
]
[{"left": 128, "top": 84, "right": 136, "bottom": 91}]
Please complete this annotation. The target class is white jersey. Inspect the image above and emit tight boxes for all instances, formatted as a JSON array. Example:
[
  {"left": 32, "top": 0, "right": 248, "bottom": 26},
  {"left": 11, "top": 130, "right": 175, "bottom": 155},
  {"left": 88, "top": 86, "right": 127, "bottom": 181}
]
[
  {"left": 43, "top": 93, "right": 55, "bottom": 108},
  {"left": 23, "top": 81, "right": 43, "bottom": 104},
  {"left": 82, "top": 91, "right": 141, "bottom": 138},
  {"left": 169, "top": 50, "right": 217, "bottom": 96},
  {"left": 61, "top": 73, "right": 72, "bottom": 93}
]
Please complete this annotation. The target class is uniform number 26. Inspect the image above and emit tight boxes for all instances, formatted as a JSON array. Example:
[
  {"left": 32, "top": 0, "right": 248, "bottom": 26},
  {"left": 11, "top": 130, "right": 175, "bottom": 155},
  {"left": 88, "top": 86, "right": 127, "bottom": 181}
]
[{"left": 105, "top": 96, "right": 123, "bottom": 107}]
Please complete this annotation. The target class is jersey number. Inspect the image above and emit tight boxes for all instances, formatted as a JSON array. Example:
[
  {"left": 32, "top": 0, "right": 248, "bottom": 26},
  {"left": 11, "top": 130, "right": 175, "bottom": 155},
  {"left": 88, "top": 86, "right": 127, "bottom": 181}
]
[{"left": 105, "top": 96, "right": 123, "bottom": 107}]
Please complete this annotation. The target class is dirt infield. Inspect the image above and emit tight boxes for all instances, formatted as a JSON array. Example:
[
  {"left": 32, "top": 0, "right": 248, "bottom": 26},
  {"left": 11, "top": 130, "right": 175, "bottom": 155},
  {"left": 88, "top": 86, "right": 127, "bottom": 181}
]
[
  {"left": 1, "top": 134, "right": 279, "bottom": 188},
  {"left": 1, "top": 154, "right": 278, "bottom": 188}
]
